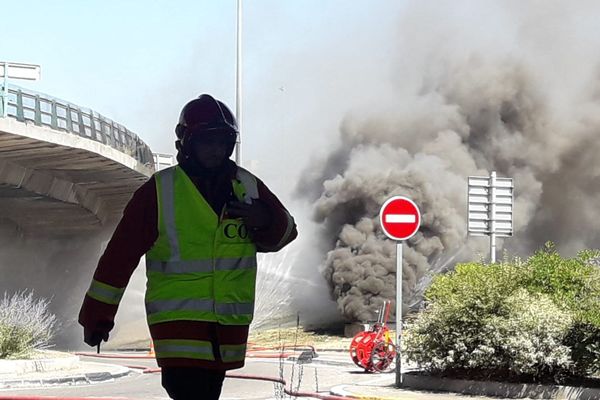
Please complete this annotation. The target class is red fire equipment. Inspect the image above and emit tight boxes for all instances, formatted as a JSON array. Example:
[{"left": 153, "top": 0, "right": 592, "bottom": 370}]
[{"left": 349, "top": 300, "right": 396, "bottom": 373}]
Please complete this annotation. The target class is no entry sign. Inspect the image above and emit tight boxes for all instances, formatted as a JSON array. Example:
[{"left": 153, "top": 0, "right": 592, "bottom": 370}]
[{"left": 379, "top": 196, "right": 421, "bottom": 241}]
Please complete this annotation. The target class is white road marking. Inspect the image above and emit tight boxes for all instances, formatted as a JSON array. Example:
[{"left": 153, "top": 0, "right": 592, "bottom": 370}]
[{"left": 385, "top": 214, "right": 416, "bottom": 223}]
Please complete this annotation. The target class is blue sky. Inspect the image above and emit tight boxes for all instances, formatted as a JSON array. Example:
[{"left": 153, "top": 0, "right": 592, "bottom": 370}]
[{"left": 0, "top": 0, "right": 406, "bottom": 195}]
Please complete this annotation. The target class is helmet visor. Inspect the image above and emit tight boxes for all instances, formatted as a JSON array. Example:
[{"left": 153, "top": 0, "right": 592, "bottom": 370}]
[{"left": 187, "top": 128, "right": 237, "bottom": 144}]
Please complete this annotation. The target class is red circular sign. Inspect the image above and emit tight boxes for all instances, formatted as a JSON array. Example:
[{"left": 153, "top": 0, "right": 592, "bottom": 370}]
[{"left": 379, "top": 196, "right": 421, "bottom": 241}]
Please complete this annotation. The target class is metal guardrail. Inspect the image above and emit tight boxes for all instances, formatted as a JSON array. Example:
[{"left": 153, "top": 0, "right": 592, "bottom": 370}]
[{"left": 0, "top": 83, "right": 154, "bottom": 167}]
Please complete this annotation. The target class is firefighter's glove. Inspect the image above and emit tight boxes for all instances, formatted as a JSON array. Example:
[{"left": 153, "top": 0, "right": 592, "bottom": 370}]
[
  {"left": 227, "top": 200, "right": 272, "bottom": 231},
  {"left": 84, "top": 327, "right": 109, "bottom": 347}
]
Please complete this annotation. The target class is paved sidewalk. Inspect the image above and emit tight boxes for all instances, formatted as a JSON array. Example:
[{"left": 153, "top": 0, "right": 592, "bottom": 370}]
[
  {"left": 0, "top": 355, "right": 130, "bottom": 390},
  {"left": 332, "top": 382, "right": 494, "bottom": 400},
  {"left": 330, "top": 384, "right": 492, "bottom": 400}
]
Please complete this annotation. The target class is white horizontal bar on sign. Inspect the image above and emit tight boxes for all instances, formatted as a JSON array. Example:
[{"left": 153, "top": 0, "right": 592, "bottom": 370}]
[
  {"left": 494, "top": 209, "right": 513, "bottom": 215},
  {"left": 468, "top": 228, "right": 490, "bottom": 233},
  {"left": 495, "top": 205, "right": 512, "bottom": 213},
  {"left": 468, "top": 195, "right": 489, "bottom": 203},
  {"left": 495, "top": 188, "right": 513, "bottom": 196},
  {"left": 493, "top": 198, "right": 513, "bottom": 205},
  {"left": 468, "top": 221, "right": 489, "bottom": 229},
  {"left": 468, "top": 177, "right": 489, "bottom": 187},
  {"left": 495, "top": 225, "right": 513, "bottom": 231},
  {"left": 468, "top": 187, "right": 489, "bottom": 195},
  {"left": 469, "top": 204, "right": 488, "bottom": 212},
  {"left": 385, "top": 214, "right": 416, "bottom": 223},
  {"left": 469, "top": 210, "right": 489, "bottom": 217},
  {"left": 494, "top": 178, "right": 513, "bottom": 188},
  {"left": 468, "top": 231, "right": 512, "bottom": 237},
  {"left": 469, "top": 215, "right": 490, "bottom": 222},
  {"left": 494, "top": 214, "right": 513, "bottom": 221},
  {"left": 468, "top": 232, "right": 490, "bottom": 237}
]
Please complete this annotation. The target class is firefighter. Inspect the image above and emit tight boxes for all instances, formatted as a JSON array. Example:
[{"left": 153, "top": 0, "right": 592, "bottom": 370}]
[{"left": 79, "top": 94, "right": 297, "bottom": 400}]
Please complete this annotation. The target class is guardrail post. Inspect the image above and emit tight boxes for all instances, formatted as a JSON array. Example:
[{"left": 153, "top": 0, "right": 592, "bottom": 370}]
[
  {"left": 1, "top": 72, "right": 7, "bottom": 118},
  {"left": 51, "top": 100, "right": 58, "bottom": 130},
  {"left": 15, "top": 89, "right": 24, "bottom": 121},
  {"left": 89, "top": 110, "right": 96, "bottom": 140},
  {"left": 66, "top": 104, "right": 73, "bottom": 132},
  {"left": 34, "top": 95, "right": 42, "bottom": 126},
  {"left": 0, "top": 82, "right": 5, "bottom": 117},
  {"left": 77, "top": 109, "right": 86, "bottom": 138}
]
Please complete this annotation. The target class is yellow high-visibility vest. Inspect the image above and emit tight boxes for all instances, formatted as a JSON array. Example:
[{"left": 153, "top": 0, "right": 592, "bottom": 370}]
[{"left": 145, "top": 165, "right": 258, "bottom": 327}]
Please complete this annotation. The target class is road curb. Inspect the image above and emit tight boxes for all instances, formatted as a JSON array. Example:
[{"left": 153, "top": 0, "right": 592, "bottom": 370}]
[
  {"left": 0, "top": 353, "right": 79, "bottom": 374},
  {"left": 402, "top": 372, "right": 600, "bottom": 400},
  {"left": 0, "top": 364, "right": 131, "bottom": 389}
]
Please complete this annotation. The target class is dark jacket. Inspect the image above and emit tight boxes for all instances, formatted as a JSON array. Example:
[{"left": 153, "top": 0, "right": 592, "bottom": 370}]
[{"left": 79, "top": 160, "right": 297, "bottom": 369}]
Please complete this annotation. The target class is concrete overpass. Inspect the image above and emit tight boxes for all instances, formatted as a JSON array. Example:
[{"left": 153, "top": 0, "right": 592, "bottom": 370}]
[{"left": 0, "top": 84, "right": 155, "bottom": 236}]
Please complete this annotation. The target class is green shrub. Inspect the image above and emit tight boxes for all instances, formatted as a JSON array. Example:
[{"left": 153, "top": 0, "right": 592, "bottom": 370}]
[
  {"left": 0, "top": 291, "right": 57, "bottom": 359},
  {"left": 564, "top": 322, "right": 600, "bottom": 376},
  {"left": 523, "top": 244, "right": 600, "bottom": 375},
  {"left": 404, "top": 244, "right": 600, "bottom": 382},
  {"left": 523, "top": 244, "right": 600, "bottom": 324},
  {"left": 405, "top": 284, "right": 572, "bottom": 381}
]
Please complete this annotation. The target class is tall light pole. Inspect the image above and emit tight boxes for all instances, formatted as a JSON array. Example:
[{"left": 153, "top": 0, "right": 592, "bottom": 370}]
[
  {"left": 235, "top": 0, "right": 243, "bottom": 165},
  {"left": 0, "top": 62, "right": 41, "bottom": 117}
]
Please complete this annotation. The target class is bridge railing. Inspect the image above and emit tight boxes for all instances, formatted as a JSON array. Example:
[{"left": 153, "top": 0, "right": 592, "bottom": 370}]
[{"left": 0, "top": 83, "right": 154, "bottom": 168}]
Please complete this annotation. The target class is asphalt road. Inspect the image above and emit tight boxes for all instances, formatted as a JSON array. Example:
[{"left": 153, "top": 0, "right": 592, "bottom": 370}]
[{"left": 0, "top": 352, "right": 499, "bottom": 400}]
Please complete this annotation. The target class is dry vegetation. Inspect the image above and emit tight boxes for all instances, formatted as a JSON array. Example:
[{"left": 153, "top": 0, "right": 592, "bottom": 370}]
[{"left": 248, "top": 326, "right": 353, "bottom": 351}]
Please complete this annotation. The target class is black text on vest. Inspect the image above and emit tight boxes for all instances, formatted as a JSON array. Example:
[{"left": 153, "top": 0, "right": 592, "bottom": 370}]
[{"left": 224, "top": 223, "right": 249, "bottom": 239}]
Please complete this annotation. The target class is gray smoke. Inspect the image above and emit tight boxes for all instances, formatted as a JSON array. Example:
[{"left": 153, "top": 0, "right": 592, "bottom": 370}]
[
  {"left": 297, "top": 1, "right": 600, "bottom": 323},
  {"left": 0, "top": 226, "right": 114, "bottom": 349},
  {"left": 0, "top": 223, "right": 151, "bottom": 350}
]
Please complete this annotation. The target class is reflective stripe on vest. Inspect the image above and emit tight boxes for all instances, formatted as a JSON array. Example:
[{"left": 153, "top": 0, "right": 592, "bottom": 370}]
[
  {"left": 158, "top": 167, "right": 180, "bottom": 261},
  {"left": 146, "top": 298, "right": 214, "bottom": 315},
  {"left": 146, "top": 256, "right": 257, "bottom": 274},
  {"left": 276, "top": 209, "right": 296, "bottom": 249},
  {"left": 154, "top": 339, "right": 215, "bottom": 360},
  {"left": 216, "top": 302, "right": 254, "bottom": 315},
  {"left": 147, "top": 299, "right": 254, "bottom": 316},
  {"left": 86, "top": 279, "right": 125, "bottom": 306},
  {"left": 220, "top": 344, "right": 247, "bottom": 363}
]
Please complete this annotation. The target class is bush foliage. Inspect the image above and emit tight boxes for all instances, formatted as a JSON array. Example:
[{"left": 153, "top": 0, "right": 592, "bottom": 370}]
[
  {"left": 403, "top": 243, "right": 600, "bottom": 382},
  {"left": 0, "top": 291, "right": 57, "bottom": 359}
]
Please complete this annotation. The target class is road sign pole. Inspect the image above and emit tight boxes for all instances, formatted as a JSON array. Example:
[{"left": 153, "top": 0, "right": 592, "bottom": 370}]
[
  {"left": 379, "top": 195, "right": 420, "bottom": 388},
  {"left": 396, "top": 240, "right": 403, "bottom": 387},
  {"left": 235, "top": 0, "right": 242, "bottom": 165},
  {"left": 490, "top": 171, "right": 496, "bottom": 263}
]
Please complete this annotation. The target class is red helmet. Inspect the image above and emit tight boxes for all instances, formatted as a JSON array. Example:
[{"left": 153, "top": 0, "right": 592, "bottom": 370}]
[{"left": 175, "top": 94, "right": 238, "bottom": 141}]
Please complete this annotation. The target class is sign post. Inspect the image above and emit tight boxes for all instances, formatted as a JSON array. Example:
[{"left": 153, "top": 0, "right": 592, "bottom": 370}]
[
  {"left": 0, "top": 62, "right": 41, "bottom": 117},
  {"left": 379, "top": 196, "right": 421, "bottom": 387}
]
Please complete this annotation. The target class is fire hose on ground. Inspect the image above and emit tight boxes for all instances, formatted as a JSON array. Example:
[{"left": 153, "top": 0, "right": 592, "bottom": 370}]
[{"left": 0, "top": 343, "right": 357, "bottom": 400}]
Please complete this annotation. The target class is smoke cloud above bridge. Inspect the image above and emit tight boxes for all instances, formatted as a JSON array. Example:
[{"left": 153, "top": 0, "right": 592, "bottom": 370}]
[{"left": 295, "top": 1, "right": 600, "bottom": 323}]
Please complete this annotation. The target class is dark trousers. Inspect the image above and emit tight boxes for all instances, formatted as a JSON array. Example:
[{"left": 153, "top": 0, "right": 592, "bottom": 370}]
[{"left": 161, "top": 367, "right": 226, "bottom": 400}]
